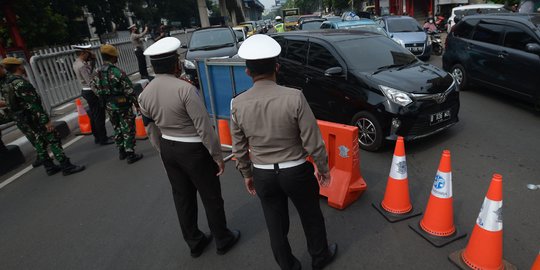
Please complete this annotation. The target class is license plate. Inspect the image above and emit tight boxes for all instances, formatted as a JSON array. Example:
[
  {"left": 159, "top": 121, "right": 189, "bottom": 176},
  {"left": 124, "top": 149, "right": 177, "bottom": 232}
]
[
  {"left": 408, "top": 47, "right": 423, "bottom": 52},
  {"left": 429, "top": 110, "right": 451, "bottom": 126}
]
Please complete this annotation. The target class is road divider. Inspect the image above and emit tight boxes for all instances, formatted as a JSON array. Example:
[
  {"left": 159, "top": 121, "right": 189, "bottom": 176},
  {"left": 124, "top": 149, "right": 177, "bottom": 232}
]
[{"left": 314, "top": 120, "right": 367, "bottom": 210}]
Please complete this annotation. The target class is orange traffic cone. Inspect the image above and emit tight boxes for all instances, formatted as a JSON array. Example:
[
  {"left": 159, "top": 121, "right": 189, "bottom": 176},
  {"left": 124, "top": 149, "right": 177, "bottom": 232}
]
[
  {"left": 372, "top": 137, "right": 421, "bottom": 222},
  {"left": 449, "top": 174, "right": 516, "bottom": 270},
  {"left": 75, "top": 98, "right": 92, "bottom": 135},
  {"left": 218, "top": 119, "right": 232, "bottom": 146},
  {"left": 135, "top": 115, "right": 148, "bottom": 140},
  {"left": 532, "top": 251, "right": 540, "bottom": 270},
  {"left": 410, "top": 150, "right": 466, "bottom": 247}
]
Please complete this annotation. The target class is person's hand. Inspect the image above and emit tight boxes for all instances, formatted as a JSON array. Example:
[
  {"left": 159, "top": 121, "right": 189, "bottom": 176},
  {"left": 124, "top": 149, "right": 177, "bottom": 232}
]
[
  {"left": 215, "top": 159, "right": 225, "bottom": 176},
  {"left": 315, "top": 171, "right": 332, "bottom": 187},
  {"left": 45, "top": 121, "right": 55, "bottom": 132},
  {"left": 244, "top": 177, "right": 256, "bottom": 195}
]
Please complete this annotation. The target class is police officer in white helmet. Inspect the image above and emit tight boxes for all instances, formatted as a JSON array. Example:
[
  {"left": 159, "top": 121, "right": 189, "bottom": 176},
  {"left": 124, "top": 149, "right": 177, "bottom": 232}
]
[
  {"left": 231, "top": 34, "right": 337, "bottom": 270},
  {"left": 138, "top": 37, "right": 240, "bottom": 258}
]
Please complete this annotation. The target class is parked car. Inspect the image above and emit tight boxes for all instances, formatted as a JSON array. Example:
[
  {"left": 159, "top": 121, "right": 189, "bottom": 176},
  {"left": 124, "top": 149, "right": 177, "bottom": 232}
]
[
  {"left": 232, "top": 26, "right": 247, "bottom": 42},
  {"left": 376, "top": 15, "right": 432, "bottom": 60},
  {"left": 182, "top": 26, "right": 239, "bottom": 86},
  {"left": 299, "top": 18, "right": 327, "bottom": 30},
  {"left": 270, "top": 30, "right": 460, "bottom": 151},
  {"left": 447, "top": 4, "right": 509, "bottom": 32},
  {"left": 323, "top": 16, "right": 342, "bottom": 22},
  {"left": 298, "top": 15, "right": 321, "bottom": 25},
  {"left": 239, "top": 21, "right": 258, "bottom": 35},
  {"left": 443, "top": 13, "right": 540, "bottom": 108},
  {"left": 320, "top": 19, "right": 390, "bottom": 37}
]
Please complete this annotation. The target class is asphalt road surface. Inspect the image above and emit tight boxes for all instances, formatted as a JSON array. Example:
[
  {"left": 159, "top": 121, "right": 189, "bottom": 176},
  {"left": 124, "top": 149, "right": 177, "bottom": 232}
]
[{"left": 0, "top": 55, "right": 539, "bottom": 270}]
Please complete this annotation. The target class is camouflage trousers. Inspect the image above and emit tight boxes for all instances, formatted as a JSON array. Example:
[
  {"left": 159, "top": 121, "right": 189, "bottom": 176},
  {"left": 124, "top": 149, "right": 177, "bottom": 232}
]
[
  {"left": 107, "top": 109, "right": 136, "bottom": 152},
  {"left": 16, "top": 121, "right": 67, "bottom": 162}
]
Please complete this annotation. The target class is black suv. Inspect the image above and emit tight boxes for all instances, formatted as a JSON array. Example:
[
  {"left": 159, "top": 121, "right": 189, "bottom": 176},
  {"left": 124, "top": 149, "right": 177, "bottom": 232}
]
[
  {"left": 182, "top": 26, "right": 239, "bottom": 86},
  {"left": 443, "top": 14, "right": 540, "bottom": 108},
  {"left": 272, "top": 30, "right": 460, "bottom": 151}
]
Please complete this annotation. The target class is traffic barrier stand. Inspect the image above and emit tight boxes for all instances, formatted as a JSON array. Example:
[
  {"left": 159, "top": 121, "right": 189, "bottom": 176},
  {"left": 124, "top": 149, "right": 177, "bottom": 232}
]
[
  {"left": 75, "top": 98, "right": 92, "bottom": 135},
  {"left": 409, "top": 150, "right": 466, "bottom": 247},
  {"left": 315, "top": 120, "right": 367, "bottom": 210},
  {"left": 532, "top": 251, "right": 540, "bottom": 270},
  {"left": 449, "top": 174, "right": 516, "bottom": 270},
  {"left": 372, "top": 136, "right": 421, "bottom": 222},
  {"left": 135, "top": 115, "right": 148, "bottom": 140},
  {"left": 218, "top": 119, "right": 232, "bottom": 146}
]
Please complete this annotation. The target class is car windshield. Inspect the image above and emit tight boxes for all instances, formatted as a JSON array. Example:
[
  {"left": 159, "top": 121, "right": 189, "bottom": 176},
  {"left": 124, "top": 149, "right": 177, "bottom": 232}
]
[
  {"left": 340, "top": 24, "right": 389, "bottom": 36},
  {"left": 190, "top": 28, "right": 235, "bottom": 49},
  {"left": 302, "top": 21, "right": 324, "bottom": 30},
  {"left": 285, "top": 16, "right": 300, "bottom": 23},
  {"left": 387, "top": 18, "right": 423, "bottom": 32},
  {"left": 334, "top": 36, "right": 417, "bottom": 72}
]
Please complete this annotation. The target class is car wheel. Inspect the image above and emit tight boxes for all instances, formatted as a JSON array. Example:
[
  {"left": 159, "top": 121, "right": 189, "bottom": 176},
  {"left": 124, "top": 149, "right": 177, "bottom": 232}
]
[
  {"left": 351, "top": 111, "right": 383, "bottom": 152},
  {"left": 451, "top": 64, "right": 468, "bottom": 90}
]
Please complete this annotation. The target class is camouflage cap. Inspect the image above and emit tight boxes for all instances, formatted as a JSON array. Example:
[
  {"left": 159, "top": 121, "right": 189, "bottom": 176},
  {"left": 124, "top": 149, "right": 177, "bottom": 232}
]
[
  {"left": 100, "top": 44, "right": 119, "bottom": 57},
  {"left": 1, "top": 57, "right": 23, "bottom": 65}
]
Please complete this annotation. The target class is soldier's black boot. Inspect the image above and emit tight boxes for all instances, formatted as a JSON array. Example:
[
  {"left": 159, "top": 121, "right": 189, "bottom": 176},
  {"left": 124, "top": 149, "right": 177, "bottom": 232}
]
[
  {"left": 119, "top": 148, "right": 127, "bottom": 160},
  {"left": 43, "top": 159, "right": 61, "bottom": 176},
  {"left": 32, "top": 157, "right": 43, "bottom": 167},
  {"left": 60, "top": 159, "right": 85, "bottom": 176},
  {"left": 126, "top": 152, "right": 143, "bottom": 164}
]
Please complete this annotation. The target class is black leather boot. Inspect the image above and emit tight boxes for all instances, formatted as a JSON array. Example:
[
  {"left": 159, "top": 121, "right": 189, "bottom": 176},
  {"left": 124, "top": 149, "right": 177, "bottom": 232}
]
[
  {"left": 32, "top": 157, "right": 43, "bottom": 167},
  {"left": 126, "top": 152, "right": 143, "bottom": 164},
  {"left": 60, "top": 159, "right": 85, "bottom": 176},
  {"left": 43, "top": 159, "right": 61, "bottom": 176},
  {"left": 119, "top": 149, "right": 127, "bottom": 160}
]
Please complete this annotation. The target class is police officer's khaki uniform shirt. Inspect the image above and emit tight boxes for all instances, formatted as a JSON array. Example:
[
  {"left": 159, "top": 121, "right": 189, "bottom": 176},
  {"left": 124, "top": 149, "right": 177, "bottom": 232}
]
[
  {"left": 72, "top": 58, "right": 93, "bottom": 89},
  {"left": 231, "top": 79, "right": 329, "bottom": 178},
  {"left": 131, "top": 29, "right": 148, "bottom": 49},
  {"left": 138, "top": 74, "right": 223, "bottom": 162}
]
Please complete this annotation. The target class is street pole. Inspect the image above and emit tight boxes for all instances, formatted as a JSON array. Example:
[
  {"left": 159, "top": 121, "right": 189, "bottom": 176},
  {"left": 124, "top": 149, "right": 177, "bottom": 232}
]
[{"left": 197, "top": 0, "right": 210, "bottom": 27}]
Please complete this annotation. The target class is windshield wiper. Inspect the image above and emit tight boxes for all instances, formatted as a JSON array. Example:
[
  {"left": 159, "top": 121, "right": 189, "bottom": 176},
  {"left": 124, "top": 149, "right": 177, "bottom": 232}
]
[
  {"left": 373, "top": 64, "right": 404, "bottom": 75},
  {"left": 190, "top": 43, "right": 235, "bottom": 51}
]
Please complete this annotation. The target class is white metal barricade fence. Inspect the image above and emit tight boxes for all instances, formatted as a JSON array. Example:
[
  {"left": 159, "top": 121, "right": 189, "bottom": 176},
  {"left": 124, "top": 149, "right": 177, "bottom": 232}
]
[{"left": 18, "top": 29, "right": 191, "bottom": 114}]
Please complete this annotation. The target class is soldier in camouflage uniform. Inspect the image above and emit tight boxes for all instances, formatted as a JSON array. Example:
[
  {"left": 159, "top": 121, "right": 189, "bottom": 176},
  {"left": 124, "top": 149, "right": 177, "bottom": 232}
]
[
  {"left": 0, "top": 57, "right": 85, "bottom": 176},
  {"left": 0, "top": 64, "right": 10, "bottom": 152},
  {"left": 91, "top": 45, "right": 143, "bottom": 164}
]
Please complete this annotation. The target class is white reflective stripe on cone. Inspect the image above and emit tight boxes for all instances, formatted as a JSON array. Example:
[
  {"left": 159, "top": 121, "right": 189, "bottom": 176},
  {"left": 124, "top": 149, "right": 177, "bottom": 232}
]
[
  {"left": 389, "top": 155, "right": 407, "bottom": 180},
  {"left": 476, "top": 197, "right": 503, "bottom": 232},
  {"left": 431, "top": 171, "right": 452, "bottom": 199}
]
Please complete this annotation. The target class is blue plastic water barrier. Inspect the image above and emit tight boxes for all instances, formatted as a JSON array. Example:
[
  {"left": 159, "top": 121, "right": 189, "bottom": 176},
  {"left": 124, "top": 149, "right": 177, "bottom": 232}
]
[{"left": 197, "top": 59, "right": 253, "bottom": 119}]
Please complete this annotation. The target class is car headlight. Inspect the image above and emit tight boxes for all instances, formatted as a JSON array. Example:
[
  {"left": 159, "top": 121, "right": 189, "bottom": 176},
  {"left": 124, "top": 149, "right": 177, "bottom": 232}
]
[
  {"left": 393, "top": 38, "right": 405, "bottom": 48},
  {"left": 380, "top": 85, "right": 413, "bottom": 106},
  {"left": 184, "top": 59, "right": 196, "bottom": 69}
]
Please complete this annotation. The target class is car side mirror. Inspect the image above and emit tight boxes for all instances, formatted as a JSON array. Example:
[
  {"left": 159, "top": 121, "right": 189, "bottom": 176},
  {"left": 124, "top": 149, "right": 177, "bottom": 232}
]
[
  {"left": 526, "top": 43, "right": 540, "bottom": 54},
  {"left": 181, "top": 44, "right": 188, "bottom": 49},
  {"left": 324, "top": 67, "right": 344, "bottom": 77}
]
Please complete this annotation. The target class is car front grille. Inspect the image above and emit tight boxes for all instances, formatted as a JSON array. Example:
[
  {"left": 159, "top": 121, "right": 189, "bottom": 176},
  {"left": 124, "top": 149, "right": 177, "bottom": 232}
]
[{"left": 406, "top": 102, "right": 459, "bottom": 137}]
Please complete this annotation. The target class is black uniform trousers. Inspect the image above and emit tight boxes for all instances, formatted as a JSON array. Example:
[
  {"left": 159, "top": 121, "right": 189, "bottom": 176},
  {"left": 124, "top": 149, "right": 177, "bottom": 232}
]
[
  {"left": 159, "top": 138, "right": 234, "bottom": 250},
  {"left": 253, "top": 162, "right": 329, "bottom": 270},
  {"left": 134, "top": 48, "right": 149, "bottom": 78},
  {"left": 81, "top": 90, "right": 107, "bottom": 143}
]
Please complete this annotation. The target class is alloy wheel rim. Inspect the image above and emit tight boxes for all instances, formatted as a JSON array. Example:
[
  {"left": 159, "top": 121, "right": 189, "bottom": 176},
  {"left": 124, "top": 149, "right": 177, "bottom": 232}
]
[
  {"left": 452, "top": 68, "right": 463, "bottom": 85},
  {"left": 356, "top": 118, "right": 376, "bottom": 146}
]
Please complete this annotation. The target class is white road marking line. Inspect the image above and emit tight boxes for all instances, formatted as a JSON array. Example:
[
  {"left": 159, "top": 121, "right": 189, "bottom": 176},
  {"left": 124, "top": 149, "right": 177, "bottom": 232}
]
[{"left": 0, "top": 135, "right": 85, "bottom": 190}]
